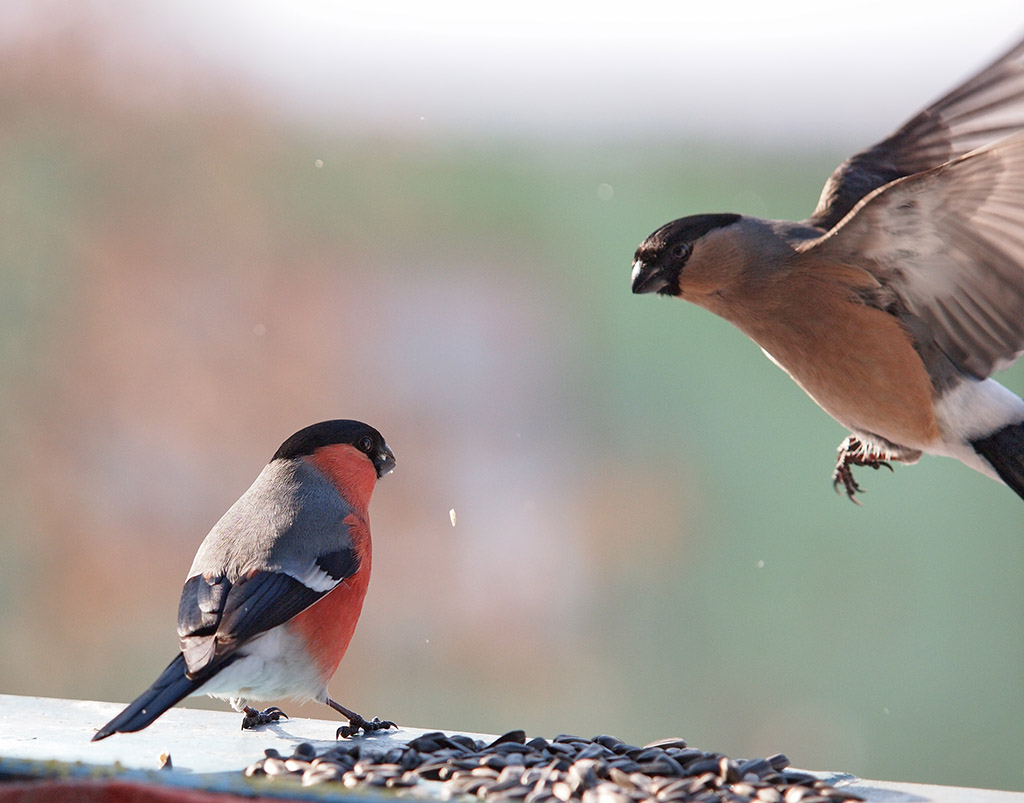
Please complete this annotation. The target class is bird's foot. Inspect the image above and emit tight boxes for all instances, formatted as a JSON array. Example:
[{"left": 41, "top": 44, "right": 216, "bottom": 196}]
[
  {"left": 832, "top": 436, "right": 893, "bottom": 504},
  {"left": 240, "top": 705, "right": 289, "bottom": 730},
  {"left": 336, "top": 713, "right": 397, "bottom": 739}
]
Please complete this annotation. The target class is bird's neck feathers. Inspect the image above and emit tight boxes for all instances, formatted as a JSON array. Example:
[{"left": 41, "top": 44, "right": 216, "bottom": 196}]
[
  {"left": 305, "top": 444, "right": 378, "bottom": 515},
  {"left": 678, "top": 221, "right": 775, "bottom": 315},
  {"left": 681, "top": 221, "right": 874, "bottom": 322}
]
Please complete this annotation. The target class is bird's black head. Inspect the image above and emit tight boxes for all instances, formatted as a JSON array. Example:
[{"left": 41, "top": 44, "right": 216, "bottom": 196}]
[
  {"left": 631, "top": 213, "right": 742, "bottom": 295},
  {"left": 273, "top": 419, "right": 396, "bottom": 477}
]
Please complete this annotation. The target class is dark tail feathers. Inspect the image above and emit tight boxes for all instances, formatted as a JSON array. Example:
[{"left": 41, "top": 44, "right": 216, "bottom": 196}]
[
  {"left": 972, "top": 421, "right": 1024, "bottom": 501},
  {"left": 92, "top": 654, "right": 200, "bottom": 741}
]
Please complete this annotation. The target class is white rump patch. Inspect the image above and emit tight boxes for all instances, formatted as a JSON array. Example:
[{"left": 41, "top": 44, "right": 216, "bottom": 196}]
[{"left": 931, "top": 378, "right": 1024, "bottom": 480}]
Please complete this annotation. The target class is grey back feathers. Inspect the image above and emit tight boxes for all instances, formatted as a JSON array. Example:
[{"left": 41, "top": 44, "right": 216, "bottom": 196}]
[{"left": 188, "top": 459, "right": 356, "bottom": 583}]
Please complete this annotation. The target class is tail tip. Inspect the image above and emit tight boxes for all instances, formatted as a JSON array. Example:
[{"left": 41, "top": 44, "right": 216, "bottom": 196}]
[{"left": 972, "top": 419, "right": 1024, "bottom": 501}]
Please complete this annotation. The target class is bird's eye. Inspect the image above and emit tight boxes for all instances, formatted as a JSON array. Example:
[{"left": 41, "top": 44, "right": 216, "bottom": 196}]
[
  {"left": 671, "top": 243, "right": 691, "bottom": 261},
  {"left": 359, "top": 436, "right": 373, "bottom": 453}
]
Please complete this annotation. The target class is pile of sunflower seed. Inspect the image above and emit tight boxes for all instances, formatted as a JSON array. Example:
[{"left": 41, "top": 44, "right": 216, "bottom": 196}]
[{"left": 244, "top": 729, "right": 863, "bottom": 803}]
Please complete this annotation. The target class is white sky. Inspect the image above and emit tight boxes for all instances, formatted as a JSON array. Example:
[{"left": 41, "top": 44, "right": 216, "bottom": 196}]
[{"left": 9, "top": 0, "right": 1024, "bottom": 143}]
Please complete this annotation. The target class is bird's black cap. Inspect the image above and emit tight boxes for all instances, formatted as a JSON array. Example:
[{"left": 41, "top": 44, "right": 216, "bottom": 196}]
[
  {"left": 273, "top": 420, "right": 396, "bottom": 477},
  {"left": 636, "top": 213, "right": 742, "bottom": 261},
  {"left": 632, "top": 213, "right": 742, "bottom": 294}
]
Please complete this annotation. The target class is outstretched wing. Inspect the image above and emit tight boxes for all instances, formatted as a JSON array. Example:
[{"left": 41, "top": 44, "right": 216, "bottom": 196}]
[
  {"left": 808, "top": 36, "right": 1024, "bottom": 231},
  {"left": 177, "top": 545, "right": 360, "bottom": 678},
  {"left": 808, "top": 131, "right": 1024, "bottom": 381}
]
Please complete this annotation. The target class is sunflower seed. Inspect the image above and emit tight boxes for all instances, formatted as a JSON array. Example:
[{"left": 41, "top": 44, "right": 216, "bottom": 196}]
[
  {"left": 594, "top": 735, "right": 626, "bottom": 751},
  {"left": 262, "top": 757, "right": 290, "bottom": 776},
  {"left": 656, "top": 778, "right": 694, "bottom": 799},
  {"left": 302, "top": 764, "right": 342, "bottom": 785},
  {"left": 685, "top": 758, "right": 723, "bottom": 777},
  {"left": 241, "top": 727, "right": 860, "bottom": 803},
  {"left": 736, "top": 759, "right": 771, "bottom": 779},
  {"left": 584, "top": 782, "right": 635, "bottom": 803},
  {"left": 644, "top": 738, "right": 689, "bottom": 751}
]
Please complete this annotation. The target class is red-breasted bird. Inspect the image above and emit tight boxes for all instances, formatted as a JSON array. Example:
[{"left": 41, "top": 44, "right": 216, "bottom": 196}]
[
  {"left": 631, "top": 37, "right": 1024, "bottom": 503},
  {"left": 92, "top": 420, "right": 396, "bottom": 741}
]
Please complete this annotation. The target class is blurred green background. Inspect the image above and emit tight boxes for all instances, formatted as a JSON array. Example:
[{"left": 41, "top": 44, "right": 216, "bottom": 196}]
[{"left": 2, "top": 0, "right": 1023, "bottom": 793}]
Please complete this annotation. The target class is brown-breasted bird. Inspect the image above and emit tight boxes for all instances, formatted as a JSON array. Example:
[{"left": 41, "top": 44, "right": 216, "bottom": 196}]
[
  {"left": 93, "top": 420, "right": 396, "bottom": 740},
  {"left": 631, "top": 37, "right": 1024, "bottom": 503}
]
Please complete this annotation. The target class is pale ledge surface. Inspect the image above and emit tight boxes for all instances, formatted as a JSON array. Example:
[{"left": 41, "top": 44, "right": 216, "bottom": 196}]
[{"left": 0, "top": 695, "right": 1021, "bottom": 802}]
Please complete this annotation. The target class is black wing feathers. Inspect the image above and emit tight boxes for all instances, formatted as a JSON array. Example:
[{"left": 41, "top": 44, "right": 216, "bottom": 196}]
[
  {"left": 216, "top": 571, "right": 324, "bottom": 647},
  {"left": 178, "top": 572, "right": 324, "bottom": 677},
  {"left": 177, "top": 574, "right": 229, "bottom": 638},
  {"left": 315, "top": 547, "right": 361, "bottom": 582},
  {"left": 176, "top": 544, "right": 360, "bottom": 678}
]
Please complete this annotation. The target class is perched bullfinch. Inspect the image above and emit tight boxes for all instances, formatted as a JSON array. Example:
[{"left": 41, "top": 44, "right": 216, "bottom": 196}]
[
  {"left": 631, "top": 36, "right": 1024, "bottom": 503},
  {"left": 93, "top": 420, "right": 396, "bottom": 741}
]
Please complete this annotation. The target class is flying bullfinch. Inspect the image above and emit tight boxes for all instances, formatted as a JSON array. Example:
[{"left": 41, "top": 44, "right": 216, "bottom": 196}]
[
  {"left": 92, "top": 419, "right": 396, "bottom": 740},
  {"left": 631, "top": 35, "right": 1024, "bottom": 503}
]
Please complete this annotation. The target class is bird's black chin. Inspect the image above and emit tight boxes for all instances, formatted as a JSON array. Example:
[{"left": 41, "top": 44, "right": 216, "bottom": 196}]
[{"left": 631, "top": 261, "right": 677, "bottom": 295}]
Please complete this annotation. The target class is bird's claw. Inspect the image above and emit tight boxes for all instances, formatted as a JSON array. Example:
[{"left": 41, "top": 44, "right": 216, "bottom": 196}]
[
  {"left": 832, "top": 462, "right": 864, "bottom": 504},
  {"left": 241, "top": 705, "right": 289, "bottom": 730},
  {"left": 336, "top": 714, "right": 396, "bottom": 739},
  {"left": 832, "top": 436, "right": 894, "bottom": 503}
]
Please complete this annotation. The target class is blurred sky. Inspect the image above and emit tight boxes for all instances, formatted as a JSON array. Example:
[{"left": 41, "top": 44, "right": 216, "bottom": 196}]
[
  {"left": 3, "top": 0, "right": 1024, "bottom": 793},
  {"left": 5, "top": 0, "right": 1024, "bottom": 142}
]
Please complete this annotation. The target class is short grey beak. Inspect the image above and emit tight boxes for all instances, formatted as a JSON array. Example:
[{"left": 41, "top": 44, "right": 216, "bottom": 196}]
[
  {"left": 376, "top": 443, "right": 397, "bottom": 478},
  {"left": 631, "top": 260, "right": 667, "bottom": 294}
]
